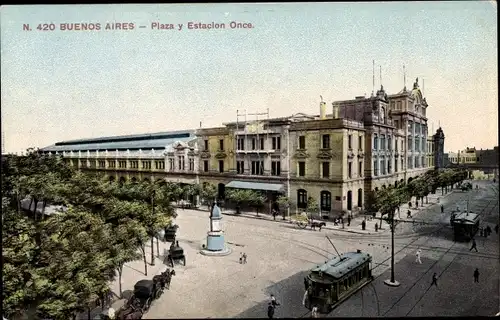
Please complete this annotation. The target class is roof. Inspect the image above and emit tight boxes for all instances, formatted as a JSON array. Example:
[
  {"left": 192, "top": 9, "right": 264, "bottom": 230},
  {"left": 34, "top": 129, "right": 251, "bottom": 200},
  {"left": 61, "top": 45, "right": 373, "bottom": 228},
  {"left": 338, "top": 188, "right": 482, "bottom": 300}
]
[
  {"left": 310, "top": 251, "right": 371, "bottom": 280},
  {"left": 226, "top": 181, "right": 284, "bottom": 192},
  {"left": 452, "top": 212, "right": 479, "bottom": 225},
  {"left": 40, "top": 130, "right": 196, "bottom": 152},
  {"left": 20, "top": 198, "right": 66, "bottom": 215}
]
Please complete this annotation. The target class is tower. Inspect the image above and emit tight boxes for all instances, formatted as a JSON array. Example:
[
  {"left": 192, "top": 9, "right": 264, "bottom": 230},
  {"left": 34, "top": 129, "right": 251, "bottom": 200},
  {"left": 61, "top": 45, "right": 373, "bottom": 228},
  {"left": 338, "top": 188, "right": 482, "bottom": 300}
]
[
  {"left": 200, "top": 202, "right": 231, "bottom": 256},
  {"left": 433, "top": 127, "right": 445, "bottom": 170}
]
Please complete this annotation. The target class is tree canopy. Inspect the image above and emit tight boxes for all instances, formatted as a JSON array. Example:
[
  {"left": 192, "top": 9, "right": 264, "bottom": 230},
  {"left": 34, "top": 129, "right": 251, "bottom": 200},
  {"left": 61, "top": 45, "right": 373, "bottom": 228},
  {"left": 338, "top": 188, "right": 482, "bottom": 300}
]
[{"left": 1, "top": 151, "right": 180, "bottom": 319}]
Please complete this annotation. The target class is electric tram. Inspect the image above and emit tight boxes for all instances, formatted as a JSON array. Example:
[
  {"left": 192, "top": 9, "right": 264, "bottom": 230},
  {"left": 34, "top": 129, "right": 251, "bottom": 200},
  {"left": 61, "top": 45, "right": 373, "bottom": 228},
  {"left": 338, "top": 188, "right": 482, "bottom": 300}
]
[
  {"left": 451, "top": 211, "right": 480, "bottom": 242},
  {"left": 303, "top": 249, "right": 373, "bottom": 314}
]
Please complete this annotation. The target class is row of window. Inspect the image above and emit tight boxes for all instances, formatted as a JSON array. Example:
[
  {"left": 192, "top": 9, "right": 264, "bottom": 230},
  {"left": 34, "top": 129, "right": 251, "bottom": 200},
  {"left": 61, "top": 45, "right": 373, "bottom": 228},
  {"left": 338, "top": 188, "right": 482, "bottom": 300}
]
[
  {"left": 373, "top": 134, "right": 396, "bottom": 151},
  {"left": 77, "top": 159, "right": 181, "bottom": 171},
  {"left": 297, "top": 189, "right": 363, "bottom": 211},
  {"left": 205, "top": 160, "right": 281, "bottom": 175},
  {"left": 235, "top": 136, "right": 282, "bottom": 151},
  {"left": 372, "top": 155, "right": 428, "bottom": 176}
]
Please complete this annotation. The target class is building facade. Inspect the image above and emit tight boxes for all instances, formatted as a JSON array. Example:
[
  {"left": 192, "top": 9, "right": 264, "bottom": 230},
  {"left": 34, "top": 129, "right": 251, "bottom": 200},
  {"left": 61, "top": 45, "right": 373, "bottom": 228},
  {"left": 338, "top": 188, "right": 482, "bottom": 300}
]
[{"left": 39, "top": 130, "right": 200, "bottom": 186}]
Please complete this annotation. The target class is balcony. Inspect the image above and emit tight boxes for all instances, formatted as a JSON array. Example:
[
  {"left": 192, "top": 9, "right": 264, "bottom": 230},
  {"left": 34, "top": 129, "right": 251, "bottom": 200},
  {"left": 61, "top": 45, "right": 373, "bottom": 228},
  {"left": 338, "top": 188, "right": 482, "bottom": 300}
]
[{"left": 236, "top": 149, "right": 276, "bottom": 155}]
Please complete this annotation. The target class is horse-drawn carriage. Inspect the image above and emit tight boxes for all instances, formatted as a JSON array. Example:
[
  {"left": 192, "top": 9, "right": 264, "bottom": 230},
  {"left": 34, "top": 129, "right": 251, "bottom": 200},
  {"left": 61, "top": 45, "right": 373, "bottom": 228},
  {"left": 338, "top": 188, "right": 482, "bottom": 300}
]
[
  {"left": 293, "top": 213, "right": 326, "bottom": 231},
  {"left": 115, "top": 269, "right": 176, "bottom": 319},
  {"left": 164, "top": 224, "right": 179, "bottom": 242},
  {"left": 166, "top": 241, "right": 186, "bottom": 267}
]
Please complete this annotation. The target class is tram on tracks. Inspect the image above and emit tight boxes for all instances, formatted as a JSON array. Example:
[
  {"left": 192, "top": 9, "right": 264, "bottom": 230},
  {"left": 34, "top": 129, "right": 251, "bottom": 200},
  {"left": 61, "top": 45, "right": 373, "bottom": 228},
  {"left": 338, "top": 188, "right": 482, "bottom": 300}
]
[
  {"left": 450, "top": 211, "right": 480, "bottom": 242},
  {"left": 303, "top": 249, "right": 373, "bottom": 314}
]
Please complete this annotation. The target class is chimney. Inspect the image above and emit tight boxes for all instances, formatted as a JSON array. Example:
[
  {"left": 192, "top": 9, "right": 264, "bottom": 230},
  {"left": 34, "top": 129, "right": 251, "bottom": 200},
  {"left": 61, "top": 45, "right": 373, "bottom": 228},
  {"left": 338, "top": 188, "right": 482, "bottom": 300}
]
[
  {"left": 332, "top": 103, "right": 340, "bottom": 119},
  {"left": 320, "top": 101, "right": 327, "bottom": 120}
]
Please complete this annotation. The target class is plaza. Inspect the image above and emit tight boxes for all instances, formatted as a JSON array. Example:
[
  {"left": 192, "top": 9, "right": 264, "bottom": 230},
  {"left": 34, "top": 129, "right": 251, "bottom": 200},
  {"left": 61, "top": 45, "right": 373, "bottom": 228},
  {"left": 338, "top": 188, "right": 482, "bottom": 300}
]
[{"left": 103, "top": 179, "right": 498, "bottom": 319}]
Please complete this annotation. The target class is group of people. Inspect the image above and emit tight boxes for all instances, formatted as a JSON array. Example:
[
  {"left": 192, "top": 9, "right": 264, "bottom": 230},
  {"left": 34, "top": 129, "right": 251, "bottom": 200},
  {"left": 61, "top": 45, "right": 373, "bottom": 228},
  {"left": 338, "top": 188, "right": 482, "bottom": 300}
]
[
  {"left": 239, "top": 252, "right": 248, "bottom": 264},
  {"left": 267, "top": 294, "right": 280, "bottom": 319}
]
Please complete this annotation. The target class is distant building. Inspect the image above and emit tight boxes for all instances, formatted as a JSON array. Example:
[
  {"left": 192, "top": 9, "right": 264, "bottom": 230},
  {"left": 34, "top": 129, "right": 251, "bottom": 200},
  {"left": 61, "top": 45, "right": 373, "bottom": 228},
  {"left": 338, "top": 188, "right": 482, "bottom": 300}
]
[
  {"left": 432, "top": 127, "right": 445, "bottom": 169},
  {"left": 445, "top": 147, "right": 478, "bottom": 166}
]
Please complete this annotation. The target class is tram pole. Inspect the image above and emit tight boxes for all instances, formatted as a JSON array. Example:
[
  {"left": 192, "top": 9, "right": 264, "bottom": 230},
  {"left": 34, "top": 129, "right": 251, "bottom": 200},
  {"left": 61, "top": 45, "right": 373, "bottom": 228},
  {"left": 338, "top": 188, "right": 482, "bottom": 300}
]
[{"left": 384, "top": 211, "right": 400, "bottom": 287}]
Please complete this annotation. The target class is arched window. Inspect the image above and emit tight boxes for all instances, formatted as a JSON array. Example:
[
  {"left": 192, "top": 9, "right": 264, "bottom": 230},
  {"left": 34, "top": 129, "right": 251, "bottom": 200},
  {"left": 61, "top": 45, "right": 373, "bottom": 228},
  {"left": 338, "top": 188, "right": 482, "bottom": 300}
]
[
  {"left": 297, "top": 189, "right": 307, "bottom": 209},
  {"left": 373, "top": 134, "right": 379, "bottom": 150},
  {"left": 347, "top": 190, "right": 353, "bottom": 211},
  {"left": 380, "top": 107, "right": 386, "bottom": 124},
  {"left": 320, "top": 191, "right": 331, "bottom": 211}
]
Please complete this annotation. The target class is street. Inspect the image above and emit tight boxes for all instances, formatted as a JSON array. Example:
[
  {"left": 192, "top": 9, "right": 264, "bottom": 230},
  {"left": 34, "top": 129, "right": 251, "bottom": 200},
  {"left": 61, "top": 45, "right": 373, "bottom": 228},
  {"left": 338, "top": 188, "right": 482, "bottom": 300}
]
[{"left": 123, "top": 180, "right": 498, "bottom": 318}]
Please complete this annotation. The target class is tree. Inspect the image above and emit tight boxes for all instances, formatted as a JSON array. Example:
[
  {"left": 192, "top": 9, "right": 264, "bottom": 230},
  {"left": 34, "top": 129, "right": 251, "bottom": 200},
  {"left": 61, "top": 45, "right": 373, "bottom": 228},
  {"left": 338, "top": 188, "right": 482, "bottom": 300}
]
[
  {"left": 200, "top": 183, "right": 217, "bottom": 209},
  {"left": 248, "top": 191, "right": 267, "bottom": 216},
  {"left": 306, "top": 196, "right": 319, "bottom": 219},
  {"left": 276, "top": 195, "right": 290, "bottom": 220}
]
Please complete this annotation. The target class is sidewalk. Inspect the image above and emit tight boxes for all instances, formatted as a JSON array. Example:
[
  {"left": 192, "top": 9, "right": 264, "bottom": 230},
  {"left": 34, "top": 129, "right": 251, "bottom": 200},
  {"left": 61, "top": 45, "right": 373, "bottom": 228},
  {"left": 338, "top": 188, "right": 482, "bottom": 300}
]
[{"left": 219, "top": 187, "right": 459, "bottom": 235}]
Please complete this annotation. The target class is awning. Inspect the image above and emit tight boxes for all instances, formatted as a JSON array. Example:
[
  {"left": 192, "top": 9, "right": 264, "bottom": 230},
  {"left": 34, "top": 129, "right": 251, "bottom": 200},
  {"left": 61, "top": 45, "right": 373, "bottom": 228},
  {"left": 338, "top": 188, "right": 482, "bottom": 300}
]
[{"left": 226, "top": 181, "right": 284, "bottom": 192}]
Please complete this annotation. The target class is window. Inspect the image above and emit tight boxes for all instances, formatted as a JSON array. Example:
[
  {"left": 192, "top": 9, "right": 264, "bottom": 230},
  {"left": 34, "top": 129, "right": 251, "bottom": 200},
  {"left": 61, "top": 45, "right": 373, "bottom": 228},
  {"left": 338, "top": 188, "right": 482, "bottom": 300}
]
[
  {"left": 397, "top": 101, "right": 402, "bottom": 110},
  {"left": 322, "top": 162, "right": 329, "bottom": 178},
  {"left": 401, "top": 158, "right": 404, "bottom": 171},
  {"left": 373, "top": 134, "right": 378, "bottom": 150},
  {"left": 260, "top": 138, "right": 265, "bottom": 150},
  {"left": 408, "top": 137, "right": 413, "bottom": 151},
  {"left": 373, "top": 158, "right": 378, "bottom": 176},
  {"left": 322, "top": 135, "right": 330, "bottom": 149},
  {"left": 395, "top": 159, "right": 398, "bottom": 172},
  {"left": 72, "top": 159, "right": 78, "bottom": 167},
  {"left": 299, "top": 136, "right": 306, "bottom": 149},
  {"left": 415, "top": 139, "right": 420, "bottom": 152},
  {"left": 251, "top": 138, "right": 256, "bottom": 150},
  {"left": 204, "top": 140, "right": 209, "bottom": 151},
  {"left": 320, "top": 191, "right": 331, "bottom": 211},
  {"left": 408, "top": 156, "right": 413, "bottom": 169},
  {"left": 348, "top": 162, "right": 352, "bottom": 178},
  {"left": 348, "top": 135, "right": 352, "bottom": 149},
  {"left": 154, "top": 160, "right": 164, "bottom": 170},
  {"left": 388, "top": 136, "right": 392, "bottom": 151},
  {"left": 251, "top": 161, "right": 264, "bottom": 175},
  {"left": 189, "top": 158, "right": 194, "bottom": 171},
  {"left": 387, "top": 158, "right": 391, "bottom": 173},
  {"left": 237, "top": 138, "right": 245, "bottom": 150},
  {"left": 203, "top": 160, "right": 209, "bottom": 172},
  {"left": 380, "top": 157, "right": 386, "bottom": 175},
  {"left": 272, "top": 136, "right": 281, "bottom": 150},
  {"left": 401, "top": 140, "right": 404, "bottom": 151},
  {"left": 130, "top": 160, "right": 139, "bottom": 169},
  {"left": 219, "top": 160, "right": 224, "bottom": 173},
  {"left": 98, "top": 160, "right": 105, "bottom": 168},
  {"left": 271, "top": 161, "right": 281, "bottom": 176},
  {"left": 177, "top": 156, "right": 185, "bottom": 170},
  {"left": 408, "top": 121, "right": 413, "bottom": 133},
  {"left": 142, "top": 161, "right": 151, "bottom": 170},
  {"left": 107, "top": 160, "right": 115, "bottom": 168},
  {"left": 358, "top": 136, "right": 363, "bottom": 151},
  {"left": 381, "top": 135, "right": 386, "bottom": 150},
  {"left": 89, "top": 160, "right": 96, "bottom": 168},
  {"left": 298, "top": 161, "right": 306, "bottom": 177},
  {"left": 169, "top": 158, "right": 174, "bottom": 170},
  {"left": 359, "top": 161, "right": 363, "bottom": 177},
  {"left": 236, "top": 161, "right": 245, "bottom": 174},
  {"left": 395, "top": 139, "right": 398, "bottom": 151},
  {"left": 394, "top": 120, "right": 399, "bottom": 129},
  {"left": 297, "top": 189, "right": 307, "bottom": 209},
  {"left": 219, "top": 139, "right": 224, "bottom": 151}
]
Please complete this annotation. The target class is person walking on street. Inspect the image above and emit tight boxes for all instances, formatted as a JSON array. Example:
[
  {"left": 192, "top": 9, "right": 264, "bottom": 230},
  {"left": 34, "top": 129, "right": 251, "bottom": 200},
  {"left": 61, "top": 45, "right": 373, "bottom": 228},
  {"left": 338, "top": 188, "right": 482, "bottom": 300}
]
[
  {"left": 431, "top": 273, "right": 438, "bottom": 287},
  {"left": 242, "top": 253, "right": 247, "bottom": 264},
  {"left": 347, "top": 215, "right": 351, "bottom": 227},
  {"left": 469, "top": 238, "right": 478, "bottom": 252},
  {"left": 270, "top": 294, "right": 280, "bottom": 308},
  {"left": 407, "top": 210, "right": 412, "bottom": 218},
  {"left": 440, "top": 204, "right": 444, "bottom": 213},
  {"left": 267, "top": 303, "right": 275, "bottom": 319},
  {"left": 495, "top": 224, "right": 499, "bottom": 235},
  {"left": 473, "top": 268, "right": 479, "bottom": 283},
  {"left": 486, "top": 225, "right": 492, "bottom": 236},
  {"left": 239, "top": 252, "right": 243, "bottom": 264},
  {"left": 415, "top": 249, "right": 422, "bottom": 264}
]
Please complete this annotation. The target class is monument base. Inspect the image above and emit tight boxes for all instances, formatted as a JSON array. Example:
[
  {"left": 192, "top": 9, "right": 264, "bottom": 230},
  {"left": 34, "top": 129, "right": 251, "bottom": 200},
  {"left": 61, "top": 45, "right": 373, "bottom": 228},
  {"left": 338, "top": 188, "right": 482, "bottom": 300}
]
[
  {"left": 384, "top": 279, "right": 401, "bottom": 287},
  {"left": 200, "top": 246, "right": 232, "bottom": 256},
  {"left": 206, "top": 232, "right": 225, "bottom": 251}
]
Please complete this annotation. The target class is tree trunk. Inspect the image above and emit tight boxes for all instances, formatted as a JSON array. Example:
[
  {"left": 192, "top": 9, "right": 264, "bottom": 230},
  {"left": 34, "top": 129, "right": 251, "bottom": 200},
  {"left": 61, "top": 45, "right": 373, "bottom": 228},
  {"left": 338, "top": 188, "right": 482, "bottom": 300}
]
[
  {"left": 441, "top": 187, "right": 444, "bottom": 195},
  {"left": 379, "top": 214, "right": 383, "bottom": 228},
  {"left": 33, "top": 199, "right": 39, "bottom": 220},
  {"left": 118, "top": 266, "right": 123, "bottom": 297},
  {"left": 156, "top": 237, "right": 160, "bottom": 258},
  {"left": 425, "top": 196, "right": 428, "bottom": 204},
  {"left": 41, "top": 200, "right": 47, "bottom": 220},
  {"left": 141, "top": 246, "right": 148, "bottom": 276},
  {"left": 150, "top": 236, "right": 155, "bottom": 266},
  {"left": 29, "top": 197, "right": 34, "bottom": 213},
  {"left": 87, "top": 307, "right": 91, "bottom": 320}
]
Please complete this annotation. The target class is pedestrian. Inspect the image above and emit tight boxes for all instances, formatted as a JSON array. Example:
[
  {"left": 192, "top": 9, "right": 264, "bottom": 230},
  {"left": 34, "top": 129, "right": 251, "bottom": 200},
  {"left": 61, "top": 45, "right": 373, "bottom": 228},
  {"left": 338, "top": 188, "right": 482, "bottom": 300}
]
[
  {"left": 341, "top": 218, "right": 345, "bottom": 229},
  {"left": 408, "top": 201, "right": 412, "bottom": 208},
  {"left": 361, "top": 219, "right": 366, "bottom": 231},
  {"left": 495, "top": 224, "right": 499, "bottom": 235},
  {"left": 270, "top": 294, "right": 280, "bottom": 307},
  {"left": 486, "top": 225, "right": 492, "bottom": 236},
  {"left": 407, "top": 210, "right": 412, "bottom": 218},
  {"left": 416, "top": 201, "right": 419, "bottom": 209},
  {"left": 267, "top": 303, "right": 275, "bottom": 319},
  {"left": 415, "top": 249, "right": 422, "bottom": 264},
  {"left": 375, "top": 223, "right": 378, "bottom": 232},
  {"left": 311, "top": 306, "right": 319, "bottom": 318},
  {"left": 347, "top": 215, "right": 351, "bottom": 226},
  {"left": 431, "top": 273, "right": 438, "bottom": 287},
  {"left": 469, "top": 238, "right": 478, "bottom": 252},
  {"left": 239, "top": 252, "right": 243, "bottom": 264},
  {"left": 473, "top": 268, "right": 479, "bottom": 283},
  {"left": 440, "top": 204, "right": 444, "bottom": 213},
  {"left": 242, "top": 252, "right": 247, "bottom": 264}
]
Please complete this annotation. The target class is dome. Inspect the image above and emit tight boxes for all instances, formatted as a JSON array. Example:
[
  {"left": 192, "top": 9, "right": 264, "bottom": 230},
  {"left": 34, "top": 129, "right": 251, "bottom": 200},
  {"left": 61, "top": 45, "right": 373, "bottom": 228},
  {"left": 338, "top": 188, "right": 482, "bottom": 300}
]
[{"left": 211, "top": 204, "right": 222, "bottom": 218}]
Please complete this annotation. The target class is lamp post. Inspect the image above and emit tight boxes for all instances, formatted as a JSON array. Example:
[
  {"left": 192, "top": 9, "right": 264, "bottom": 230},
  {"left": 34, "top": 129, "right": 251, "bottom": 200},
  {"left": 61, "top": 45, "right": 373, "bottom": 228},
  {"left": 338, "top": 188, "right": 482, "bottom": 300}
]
[{"left": 384, "top": 210, "right": 400, "bottom": 287}]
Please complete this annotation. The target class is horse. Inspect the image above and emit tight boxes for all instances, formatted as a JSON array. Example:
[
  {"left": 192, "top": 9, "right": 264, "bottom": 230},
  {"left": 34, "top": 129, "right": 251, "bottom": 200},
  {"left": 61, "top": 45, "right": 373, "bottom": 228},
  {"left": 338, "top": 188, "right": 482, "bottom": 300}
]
[
  {"left": 156, "top": 268, "right": 176, "bottom": 290},
  {"left": 310, "top": 222, "right": 326, "bottom": 231}
]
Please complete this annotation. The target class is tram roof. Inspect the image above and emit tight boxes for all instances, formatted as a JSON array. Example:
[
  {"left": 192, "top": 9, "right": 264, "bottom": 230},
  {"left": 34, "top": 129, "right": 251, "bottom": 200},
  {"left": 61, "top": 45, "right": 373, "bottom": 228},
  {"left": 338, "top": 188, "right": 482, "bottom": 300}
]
[
  {"left": 452, "top": 212, "right": 479, "bottom": 224},
  {"left": 310, "top": 251, "right": 371, "bottom": 280}
]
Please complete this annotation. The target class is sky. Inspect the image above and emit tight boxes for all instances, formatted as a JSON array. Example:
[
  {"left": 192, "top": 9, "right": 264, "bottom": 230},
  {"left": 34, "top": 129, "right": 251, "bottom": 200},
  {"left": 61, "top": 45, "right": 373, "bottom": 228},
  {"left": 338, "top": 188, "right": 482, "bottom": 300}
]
[{"left": 1, "top": 2, "right": 497, "bottom": 154}]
